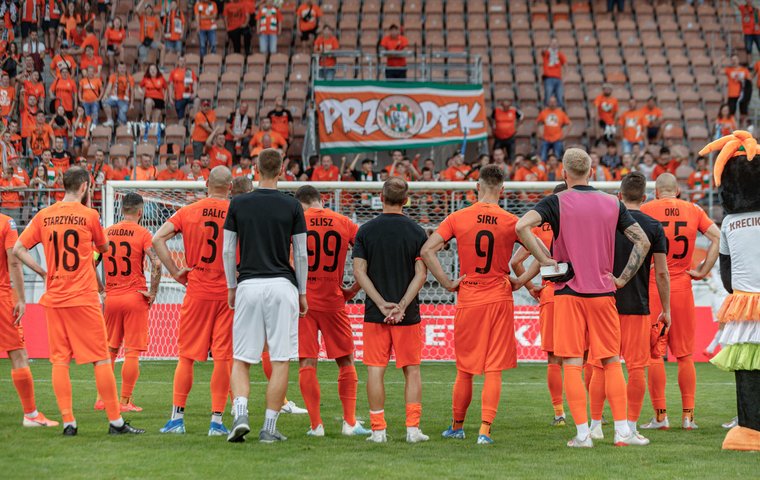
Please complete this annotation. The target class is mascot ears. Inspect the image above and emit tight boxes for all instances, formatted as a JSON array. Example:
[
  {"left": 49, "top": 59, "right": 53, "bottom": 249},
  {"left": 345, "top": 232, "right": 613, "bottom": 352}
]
[{"left": 699, "top": 130, "right": 759, "bottom": 187}]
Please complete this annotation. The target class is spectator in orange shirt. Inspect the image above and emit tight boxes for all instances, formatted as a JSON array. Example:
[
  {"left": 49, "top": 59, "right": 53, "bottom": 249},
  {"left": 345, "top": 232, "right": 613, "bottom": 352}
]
[
  {"left": 618, "top": 99, "right": 648, "bottom": 154},
  {"left": 71, "top": 104, "right": 91, "bottom": 156},
  {"left": 232, "top": 156, "right": 253, "bottom": 179},
  {"left": 0, "top": 166, "right": 24, "bottom": 223},
  {"left": 20, "top": 70, "right": 45, "bottom": 114},
  {"left": 29, "top": 111, "right": 55, "bottom": 158},
  {"left": 314, "top": 25, "right": 339, "bottom": 80},
  {"left": 78, "top": 66, "right": 103, "bottom": 126},
  {"left": 380, "top": 24, "right": 409, "bottom": 79},
  {"left": 50, "top": 104, "right": 70, "bottom": 147},
  {"left": 168, "top": 55, "right": 199, "bottom": 121},
  {"left": 687, "top": 156, "right": 711, "bottom": 202},
  {"left": 651, "top": 147, "right": 678, "bottom": 180},
  {"left": 266, "top": 97, "right": 293, "bottom": 142},
  {"left": 186, "top": 159, "right": 205, "bottom": 181},
  {"left": 513, "top": 155, "right": 547, "bottom": 182},
  {"left": 132, "top": 153, "right": 158, "bottom": 181},
  {"left": 439, "top": 153, "right": 470, "bottom": 181},
  {"left": 109, "top": 155, "right": 131, "bottom": 180},
  {"left": 163, "top": 0, "right": 186, "bottom": 55},
  {"left": 296, "top": 1, "right": 322, "bottom": 43},
  {"left": 105, "top": 17, "right": 127, "bottom": 71},
  {"left": 594, "top": 83, "right": 618, "bottom": 141},
  {"left": 542, "top": 37, "right": 566, "bottom": 108},
  {"left": 249, "top": 117, "right": 287, "bottom": 153},
  {"left": 205, "top": 129, "right": 233, "bottom": 168},
  {"left": 191, "top": 99, "right": 216, "bottom": 159},
  {"left": 103, "top": 61, "right": 134, "bottom": 126},
  {"left": 491, "top": 147, "right": 511, "bottom": 179},
  {"left": 737, "top": 0, "right": 760, "bottom": 55},
  {"left": 79, "top": 45, "right": 102, "bottom": 76},
  {"left": 139, "top": 63, "right": 168, "bottom": 122},
  {"left": 714, "top": 103, "right": 737, "bottom": 140},
  {"left": 536, "top": 96, "right": 570, "bottom": 161},
  {"left": 256, "top": 0, "right": 282, "bottom": 55},
  {"left": 641, "top": 96, "right": 663, "bottom": 143},
  {"left": 491, "top": 98, "right": 523, "bottom": 161},
  {"left": 136, "top": 0, "right": 165, "bottom": 64},
  {"left": 588, "top": 153, "right": 612, "bottom": 181},
  {"left": 311, "top": 154, "right": 340, "bottom": 181},
  {"left": 50, "top": 66, "right": 77, "bottom": 117},
  {"left": 545, "top": 153, "right": 563, "bottom": 181},
  {"left": 725, "top": 55, "right": 751, "bottom": 116},
  {"left": 224, "top": 0, "right": 250, "bottom": 54},
  {"left": 195, "top": 0, "right": 218, "bottom": 57},
  {"left": 0, "top": 71, "right": 15, "bottom": 121},
  {"left": 157, "top": 157, "right": 186, "bottom": 181}
]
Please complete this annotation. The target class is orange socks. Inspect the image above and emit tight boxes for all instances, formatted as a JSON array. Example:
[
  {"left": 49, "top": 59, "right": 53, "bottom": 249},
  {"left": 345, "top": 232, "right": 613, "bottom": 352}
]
[
  {"left": 299, "top": 366, "right": 322, "bottom": 429},
  {"left": 627, "top": 367, "right": 646, "bottom": 422},
  {"left": 563, "top": 364, "right": 588, "bottom": 426},
  {"left": 589, "top": 365, "right": 606, "bottom": 420},
  {"left": 370, "top": 409, "right": 386, "bottom": 431},
  {"left": 261, "top": 351, "right": 273, "bottom": 380},
  {"left": 480, "top": 371, "right": 502, "bottom": 436},
  {"left": 677, "top": 356, "right": 696, "bottom": 419},
  {"left": 451, "top": 370, "right": 473, "bottom": 430},
  {"left": 11, "top": 367, "right": 36, "bottom": 415},
  {"left": 120, "top": 352, "right": 140, "bottom": 403},
  {"left": 648, "top": 356, "right": 667, "bottom": 419},
  {"left": 94, "top": 363, "right": 121, "bottom": 422},
  {"left": 172, "top": 357, "right": 194, "bottom": 408},
  {"left": 583, "top": 363, "right": 594, "bottom": 391},
  {"left": 405, "top": 402, "right": 421, "bottom": 428},
  {"left": 210, "top": 360, "right": 231, "bottom": 413},
  {"left": 337, "top": 365, "right": 358, "bottom": 426},
  {"left": 546, "top": 364, "right": 564, "bottom": 417},
  {"left": 52, "top": 364, "right": 74, "bottom": 423},
  {"left": 603, "top": 361, "right": 628, "bottom": 422}
]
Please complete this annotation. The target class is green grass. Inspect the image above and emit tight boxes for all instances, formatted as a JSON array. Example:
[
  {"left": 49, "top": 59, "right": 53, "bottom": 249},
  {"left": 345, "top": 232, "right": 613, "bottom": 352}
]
[{"left": 0, "top": 360, "right": 755, "bottom": 479}]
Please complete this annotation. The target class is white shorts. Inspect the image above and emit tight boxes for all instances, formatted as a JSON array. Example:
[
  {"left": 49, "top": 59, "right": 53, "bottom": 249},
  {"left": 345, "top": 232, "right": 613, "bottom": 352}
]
[{"left": 233, "top": 278, "right": 299, "bottom": 364}]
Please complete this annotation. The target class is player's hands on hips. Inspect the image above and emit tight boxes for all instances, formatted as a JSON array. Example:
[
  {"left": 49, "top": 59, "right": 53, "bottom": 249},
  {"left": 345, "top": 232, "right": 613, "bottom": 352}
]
[
  {"left": 299, "top": 294, "right": 308, "bottom": 317},
  {"left": 658, "top": 310, "right": 672, "bottom": 328},
  {"left": 173, "top": 267, "right": 192, "bottom": 286},
  {"left": 444, "top": 274, "right": 465, "bottom": 292},
  {"left": 138, "top": 290, "right": 156, "bottom": 307},
  {"left": 611, "top": 275, "right": 627, "bottom": 289},
  {"left": 341, "top": 286, "right": 358, "bottom": 302},
  {"left": 227, "top": 288, "right": 236, "bottom": 310},
  {"left": 13, "top": 300, "right": 25, "bottom": 326}
]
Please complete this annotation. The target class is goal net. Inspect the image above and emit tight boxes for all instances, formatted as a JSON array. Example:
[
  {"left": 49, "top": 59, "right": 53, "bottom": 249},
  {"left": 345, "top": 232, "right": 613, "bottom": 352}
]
[{"left": 104, "top": 180, "right": 647, "bottom": 361}]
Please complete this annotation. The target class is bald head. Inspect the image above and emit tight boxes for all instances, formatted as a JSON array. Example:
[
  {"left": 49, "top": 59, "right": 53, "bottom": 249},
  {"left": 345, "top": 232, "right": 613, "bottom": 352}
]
[
  {"left": 655, "top": 172, "right": 679, "bottom": 198},
  {"left": 208, "top": 166, "right": 232, "bottom": 194},
  {"left": 562, "top": 148, "right": 591, "bottom": 180}
]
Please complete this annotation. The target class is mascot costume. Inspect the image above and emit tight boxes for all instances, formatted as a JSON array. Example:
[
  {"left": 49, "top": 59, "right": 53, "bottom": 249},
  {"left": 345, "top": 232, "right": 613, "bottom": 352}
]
[{"left": 699, "top": 131, "right": 760, "bottom": 451}]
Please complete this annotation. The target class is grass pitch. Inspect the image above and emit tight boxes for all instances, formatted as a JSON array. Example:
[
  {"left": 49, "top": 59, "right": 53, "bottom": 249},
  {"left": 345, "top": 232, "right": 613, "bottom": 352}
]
[{"left": 0, "top": 360, "right": 755, "bottom": 479}]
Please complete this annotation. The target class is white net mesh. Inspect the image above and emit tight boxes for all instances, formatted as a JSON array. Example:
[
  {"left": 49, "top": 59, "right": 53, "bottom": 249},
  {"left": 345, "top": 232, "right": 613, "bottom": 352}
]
[{"left": 104, "top": 181, "right": 651, "bottom": 361}]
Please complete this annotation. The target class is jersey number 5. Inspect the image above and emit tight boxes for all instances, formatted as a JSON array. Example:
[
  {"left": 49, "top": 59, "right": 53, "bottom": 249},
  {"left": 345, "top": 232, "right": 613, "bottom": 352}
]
[
  {"left": 475, "top": 230, "right": 494, "bottom": 274},
  {"left": 661, "top": 221, "right": 689, "bottom": 260},
  {"left": 307, "top": 230, "right": 341, "bottom": 272},
  {"left": 49, "top": 229, "right": 80, "bottom": 272}
]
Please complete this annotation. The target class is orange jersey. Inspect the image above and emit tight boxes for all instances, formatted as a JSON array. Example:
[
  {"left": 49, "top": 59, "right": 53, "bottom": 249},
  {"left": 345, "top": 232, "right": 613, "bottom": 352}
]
[
  {"left": 436, "top": 202, "right": 520, "bottom": 307},
  {"left": 156, "top": 168, "right": 186, "bottom": 181},
  {"left": 594, "top": 94, "right": 618, "bottom": 125},
  {"left": 725, "top": 66, "right": 751, "bottom": 98},
  {"left": 167, "top": 197, "right": 229, "bottom": 300},
  {"left": 19, "top": 202, "right": 107, "bottom": 307},
  {"left": 619, "top": 109, "right": 648, "bottom": 143},
  {"left": 0, "top": 214, "right": 18, "bottom": 292},
  {"left": 304, "top": 207, "right": 358, "bottom": 312},
  {"left": 207, "top": 146, "right": 233, "bottom": 168},
  {"left": 641, "top": 197, "right": 714, "bottom": 290},
  {"left": 536, "top": 108, "right": 570, "bottom": 142},
  {"left": 103, "top": 221, "right": 153, "bottom": 295},
  {"left": 0, "top": 85, "right": 14, "bottom": 117}
]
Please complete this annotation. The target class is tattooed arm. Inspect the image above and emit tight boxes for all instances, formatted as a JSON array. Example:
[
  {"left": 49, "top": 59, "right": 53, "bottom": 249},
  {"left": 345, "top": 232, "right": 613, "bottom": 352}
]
[{"left": 612, "top": 222, "right": 650, "bottom": 289}]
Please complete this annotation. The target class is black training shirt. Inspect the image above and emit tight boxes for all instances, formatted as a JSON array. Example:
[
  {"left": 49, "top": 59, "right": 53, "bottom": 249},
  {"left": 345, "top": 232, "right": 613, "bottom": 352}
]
[
  {"left": 352, "top": 213, "right": 427, "bottom": 325},
  {"left": 224, "top": 189, "right": 307, "bottom": 287}
]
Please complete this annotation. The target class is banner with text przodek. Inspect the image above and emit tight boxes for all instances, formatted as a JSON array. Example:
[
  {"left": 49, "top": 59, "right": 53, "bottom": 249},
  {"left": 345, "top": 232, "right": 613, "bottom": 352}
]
[{"left": 315, "top": 80, "right": 488, "bottom": 154}]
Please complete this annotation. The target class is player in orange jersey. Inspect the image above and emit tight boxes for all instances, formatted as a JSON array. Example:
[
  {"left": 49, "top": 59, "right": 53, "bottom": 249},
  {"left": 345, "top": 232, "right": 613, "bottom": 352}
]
[
  {"left": 97, "top": 193, "right": 162, "bottom": 412},
  {"left": 422, "top": 165, "right": 536, "bottom": 445},
  {"left": 0, "top": 212, "right": 58, "bottom": 428},
  {"left": 293, "top": 185, "right": 370, "bottom": 437},
  {"left": 511, "top": 183, "right": 567, "bottom": 426},
  {"left": 640, "top": 173, "right": 721, "bottom": 430},
  {"left": 13, "top": 167, "right": 144, "bottom": 436},
  {"left": 153, "top": 166, "right": 234, "bottom": 437}
]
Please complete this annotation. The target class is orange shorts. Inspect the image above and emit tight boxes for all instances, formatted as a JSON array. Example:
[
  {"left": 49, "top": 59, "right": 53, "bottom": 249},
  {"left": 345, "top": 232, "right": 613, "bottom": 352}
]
[
  {"left": 104, "top": 292, "right": 150, "bottom": 351},
  {"left": 454, "top": 300, "right": 516, "bottom": 374},
  {"left": 649, "top": 284, "right": 695, "bottom": 358},
  {"left": 45, "top": 304, "right": 109, "bottom": 365},
  {"left": 0, "top": 295, "right": 24, "bottom": 351},
  {"left": 554, "top": 294, "right": 620, "bottom": 361},
  {"left": 539, "top": 301, "right": 555, "bottom": 353},
  {"left": 178, "top": 296, "right": 233, "bottom": 362},
  {"left": 363, "top": 322, "right": 421, "bottom": 369},
  {"left": 299, "top": 308, "right": 354, "bottom": 359},
  {"left": 619, "top": 314, "right": 650, "bottom": 369}
]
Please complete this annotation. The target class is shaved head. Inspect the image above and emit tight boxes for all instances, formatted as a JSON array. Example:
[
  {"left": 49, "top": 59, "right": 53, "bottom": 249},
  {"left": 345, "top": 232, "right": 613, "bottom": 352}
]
[
  {"left": 655, "top": 172, "right": 678, "bottom": 197},
  {"left": 562, "top": 148, "right": 591, "bottom": 180},
  {"left": 208, "top": 166, "right": 232, "bottom": 193}
]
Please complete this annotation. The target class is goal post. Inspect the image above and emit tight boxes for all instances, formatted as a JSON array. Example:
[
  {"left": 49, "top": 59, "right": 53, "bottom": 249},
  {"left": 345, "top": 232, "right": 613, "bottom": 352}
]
[{"left": 104, "top": 180, "right": 652, "bottom": 360}]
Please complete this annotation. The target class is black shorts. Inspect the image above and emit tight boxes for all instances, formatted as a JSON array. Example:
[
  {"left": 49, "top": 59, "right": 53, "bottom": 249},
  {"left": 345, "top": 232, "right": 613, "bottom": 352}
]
[
  {"left": 21, "top": 21, "right": 38, "bottom": 38},
  {"left": 148, "top": 98, "right": 165, "bottom": 110},
  {"left": 98, "top": 3, "right": 109, "bottom": 14},
  {"left": 41, "top": 19, "right": 60, "bottom": 31},
  {"left": 300, "top": 29, "right": 317, "bottom": 42}
]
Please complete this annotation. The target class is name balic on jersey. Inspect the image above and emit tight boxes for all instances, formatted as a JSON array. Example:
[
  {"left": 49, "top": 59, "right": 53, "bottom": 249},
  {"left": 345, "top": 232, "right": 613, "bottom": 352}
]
[
  {"left": 202, "top": 208, "right": 226, "bottom": 219},
  {"left": 477, "top": 214, "right": 499, "bottom": 225}
]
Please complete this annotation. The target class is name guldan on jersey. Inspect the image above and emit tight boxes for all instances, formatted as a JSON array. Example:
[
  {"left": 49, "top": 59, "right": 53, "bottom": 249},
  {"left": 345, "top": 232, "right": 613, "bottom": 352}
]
[
  {"left": 109, "top": 228, "right": 135, "bottom": 237},
  {"left": 43, "top": 215, "right": 87, "bottom": 227}
]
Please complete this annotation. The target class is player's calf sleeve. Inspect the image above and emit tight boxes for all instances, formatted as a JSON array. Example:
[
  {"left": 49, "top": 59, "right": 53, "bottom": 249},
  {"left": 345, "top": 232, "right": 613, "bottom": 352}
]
[
  {"left": 210, "top": 360, "right": 231, "bottom": 414},
  {"left": 563, "top": 365, "right": 588, "bottom": 426},
  {"left": 94, "top": 363, "right": 121, "bottom": 422},
  {"left": 172, "top": 357, "right": 194, "bottom": 408},
  {"left": 405, "top": 402, "right": 422, "bottom": 428},
  {"left": 452, "top": 370, "right": 474, "bottom": 429},
  {"left": 583, "top": 363, "right": 594, "bottom": 391},
  {"left": 52, "top": 364, "right": 74, "bottom": 423},
  {"left": 337, "top": 365, "right": 358, "bottom": 426},
  {"left": 120, "top": 351, "right": 140, "bottom": 401},
  {"left": 546, "top": 364, "right": 564, "bottom": 415},
  {"left": 648, "top": 356, "right": 667, "bottom": 417},
  {"left": 261, "top": 351, "right": 272, "bottom": 380},
  {"left": 626, "top": 367, "right": 646, "bottom": 422},
  {"left": 677, "top": 356, "right": 696, "bottom": 416},
  {"left": 369, "top": 410, "right": 386, "bottom": 431},
  {"left": 589, "top": 365, "right": 606, "bottom": 421},
  {"left": 603, "top": 362, "right": 628, "bottom": 422},
  {"left": 11, "top": 367, "right": 37, "bottom": 415},
  {"left": 481, "top": 371, "right": 502, "bottom": 432},
  {"left": 298, "top": 366, "right": 322, "bottom": 429}
]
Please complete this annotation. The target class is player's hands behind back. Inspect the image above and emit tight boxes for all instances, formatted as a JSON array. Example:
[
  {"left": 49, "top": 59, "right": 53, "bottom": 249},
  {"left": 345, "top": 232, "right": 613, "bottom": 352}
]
[
  {"left": 299, "top": 294, "right": 308, "bottom": 317},
  {"left": 379, "top": 301, "right": 403, "bottom": 324}
]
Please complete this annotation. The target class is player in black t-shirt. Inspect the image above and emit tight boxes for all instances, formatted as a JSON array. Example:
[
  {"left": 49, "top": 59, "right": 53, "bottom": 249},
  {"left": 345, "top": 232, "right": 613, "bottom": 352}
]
[
  {"left": 352, "top": 177, "right": 429, "bottom": 444},
  {"left": 588, "top": 171, "right": 671, "bottom": 441}
]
